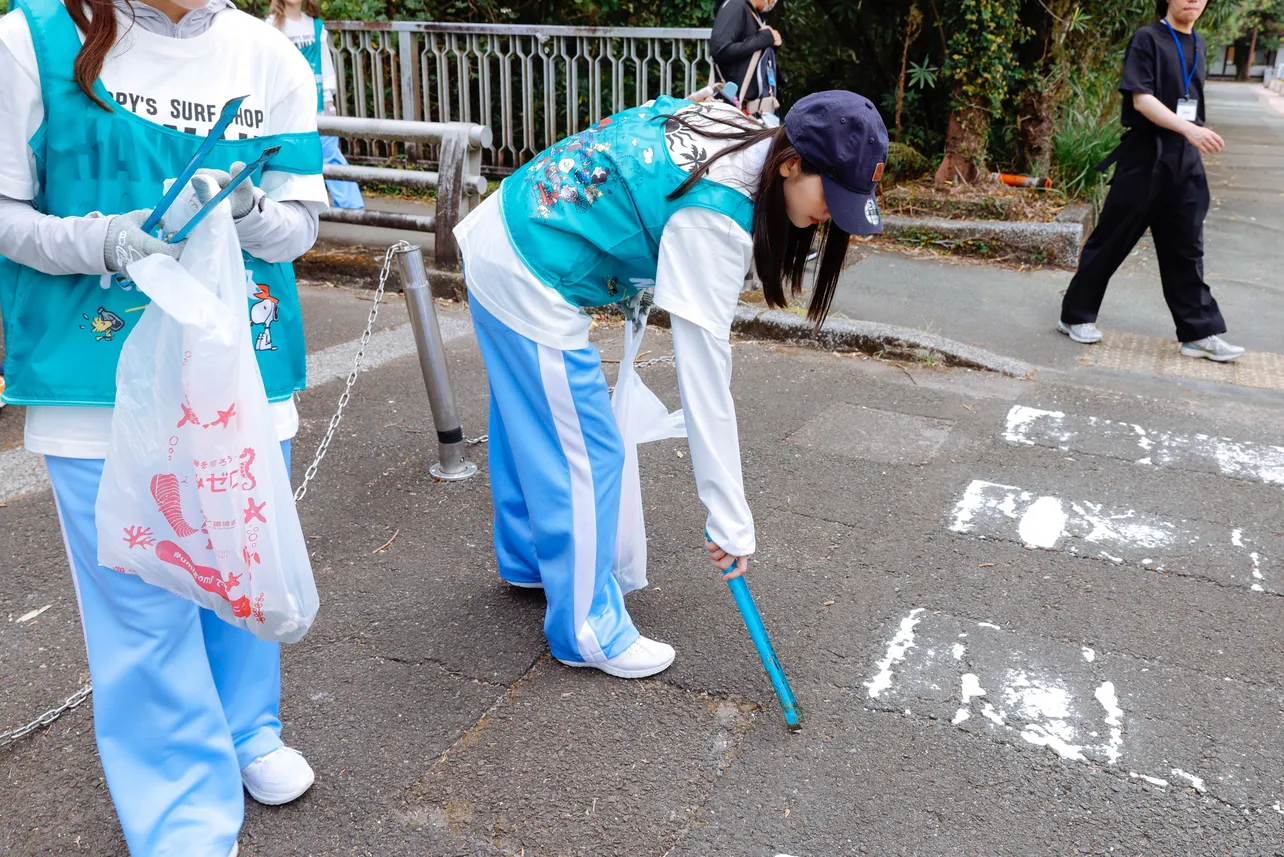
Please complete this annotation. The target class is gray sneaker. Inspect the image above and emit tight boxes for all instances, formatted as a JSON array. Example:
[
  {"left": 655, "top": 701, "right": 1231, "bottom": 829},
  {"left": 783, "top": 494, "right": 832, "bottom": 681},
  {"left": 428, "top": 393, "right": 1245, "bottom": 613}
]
[
  {"left": 1180, "top": 335, "right": 1245, "bottom": 363},
  {"left": 1057, "top": 321, "right": 1103, "bottom": 344}
]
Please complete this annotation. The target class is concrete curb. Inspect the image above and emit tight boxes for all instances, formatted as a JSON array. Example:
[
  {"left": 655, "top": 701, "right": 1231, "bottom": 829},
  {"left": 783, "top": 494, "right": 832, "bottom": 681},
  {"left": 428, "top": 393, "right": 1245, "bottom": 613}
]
[
  {"left": 299, "top": 243, "right": 1035, "bottom": 378},
  {"left": 645, "top": 304, "right": 1036, "bottom": 378},
  {"left": 880, "top": 203, "right": 1093, "bottom": 269}
]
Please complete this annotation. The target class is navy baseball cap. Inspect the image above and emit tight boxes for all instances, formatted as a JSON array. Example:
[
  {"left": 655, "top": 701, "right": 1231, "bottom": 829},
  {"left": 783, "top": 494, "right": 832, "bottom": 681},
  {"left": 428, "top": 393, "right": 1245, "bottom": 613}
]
[{"left": 784, "top": 91, "right": 889, "bottom": 235}]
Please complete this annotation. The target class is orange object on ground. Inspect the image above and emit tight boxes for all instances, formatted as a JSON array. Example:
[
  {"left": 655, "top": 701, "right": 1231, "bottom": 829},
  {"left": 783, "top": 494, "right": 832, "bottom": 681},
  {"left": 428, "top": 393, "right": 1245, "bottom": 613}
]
[{"left": 991, "top": 172, "right": 1053, "bottom": 189}]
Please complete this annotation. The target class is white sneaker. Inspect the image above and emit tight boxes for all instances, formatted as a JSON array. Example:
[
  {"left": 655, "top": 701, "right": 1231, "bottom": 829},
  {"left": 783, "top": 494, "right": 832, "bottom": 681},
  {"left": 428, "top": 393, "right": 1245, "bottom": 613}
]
[
  {"left": 1181, "top": 335, "right": 1245, "bottom": 363},
  {"left": 229, "top": 845, "right": 239, "bottom": 857},
  {"left": 557, "top": 636, "right": 676, "bottom": 679},
  {"left": 1057, "top": 321, "right": 1103, "bottom": 344},
  {"left": 241, "top": 746, "right": 315, "bottom": 806},
  {"left": 504, "top": 578, "right": 544, "bottom": 589}
]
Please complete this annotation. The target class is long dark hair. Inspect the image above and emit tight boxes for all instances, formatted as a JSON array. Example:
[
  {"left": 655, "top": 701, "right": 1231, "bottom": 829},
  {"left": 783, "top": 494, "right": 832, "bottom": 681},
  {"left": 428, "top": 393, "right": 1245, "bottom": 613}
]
[
  {"left": 665, "top": 111, "right": 851, "bottom": 326},
  {"left": 68, "top": 0, "right": 127, "bottom": 109}
]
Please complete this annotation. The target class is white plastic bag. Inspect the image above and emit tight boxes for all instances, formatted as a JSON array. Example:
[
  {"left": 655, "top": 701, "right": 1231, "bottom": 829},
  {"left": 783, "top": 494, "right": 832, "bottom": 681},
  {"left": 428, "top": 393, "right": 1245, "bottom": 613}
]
[
  {"left": 95, "top": 186, "right": 318, "bottom": 643},
  {"left": 610, "top": 292, "right": 686, "bottom": 593}
]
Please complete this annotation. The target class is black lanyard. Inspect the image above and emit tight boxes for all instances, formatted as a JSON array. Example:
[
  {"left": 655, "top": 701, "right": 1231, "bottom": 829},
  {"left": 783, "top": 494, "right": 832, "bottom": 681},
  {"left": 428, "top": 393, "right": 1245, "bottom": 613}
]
[{"left": 1162, "top": 18, "right": 1198, "bottom": 99}]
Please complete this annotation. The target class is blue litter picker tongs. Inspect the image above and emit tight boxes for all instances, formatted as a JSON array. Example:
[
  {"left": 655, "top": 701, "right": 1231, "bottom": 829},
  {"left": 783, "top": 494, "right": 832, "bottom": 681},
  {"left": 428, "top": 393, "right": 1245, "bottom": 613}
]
[
  {"left": 164, "top": 143, "right": 281, "bottom": 244},
  {"left": 113, "top": 96, "right": 279, "bottom": 283},
  {"left": 707, "top": 530, "right": 802, "bottom": 732},
  {"left": 145, "top": 94, "right": 247, "bottom": 233}
]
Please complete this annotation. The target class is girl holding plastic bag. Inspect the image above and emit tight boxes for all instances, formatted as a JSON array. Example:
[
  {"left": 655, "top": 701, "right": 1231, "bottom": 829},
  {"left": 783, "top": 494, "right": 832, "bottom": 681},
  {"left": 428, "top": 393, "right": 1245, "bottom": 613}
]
[
  {"left": 0, "top": 0, "right": 327, "bottom": 851},
  {"left": 267, "top": 0, "right": 365, "bottom": 210},
  {"left": 455, "top": 91, "right": 888, "bottom": 679}
]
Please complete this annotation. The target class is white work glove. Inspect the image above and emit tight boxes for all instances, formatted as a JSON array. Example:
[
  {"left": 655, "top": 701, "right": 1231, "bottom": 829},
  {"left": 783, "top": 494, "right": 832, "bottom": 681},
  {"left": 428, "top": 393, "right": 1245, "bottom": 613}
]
[
  {"left": 193, "top": 161, "right": 257, "bottom": 220},
  {"left": 103, "top": 210, "right": 184, "bottom": 274}
]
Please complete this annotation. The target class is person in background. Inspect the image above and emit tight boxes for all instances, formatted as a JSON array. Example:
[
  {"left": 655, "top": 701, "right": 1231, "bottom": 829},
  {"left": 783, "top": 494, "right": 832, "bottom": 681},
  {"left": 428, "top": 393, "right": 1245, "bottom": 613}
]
[
  {"left": 710, "top": 0, "right": 781, "bottom": 125},
  {"left": 1057, "top": 0, "right": 1243, "bottom": 362},
  {"left": 269, "top": 0, "right": 365, "bottom": 210}
]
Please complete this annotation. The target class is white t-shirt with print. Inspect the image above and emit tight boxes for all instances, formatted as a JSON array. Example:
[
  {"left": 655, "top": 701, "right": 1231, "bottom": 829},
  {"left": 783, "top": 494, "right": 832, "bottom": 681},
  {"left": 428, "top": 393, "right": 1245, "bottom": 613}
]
[{"left": 0, "top": 5, "right": 327, "bottom": 459}]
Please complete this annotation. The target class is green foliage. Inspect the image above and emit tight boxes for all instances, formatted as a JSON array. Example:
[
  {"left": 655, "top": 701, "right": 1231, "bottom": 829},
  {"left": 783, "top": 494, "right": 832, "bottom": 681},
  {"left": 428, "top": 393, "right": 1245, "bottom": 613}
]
[
  {"left": 234, "top": 0, "right": 1272, "bottom": 199},
  {"left": 886, "top": 141, "right": 933, "bottom": 179},
  {"left": 1053, "top": 110, "right": 1121, "bottom": 204},
  {"left": 908, "top": 58, "right": 938, "bottom": 89},
  {"left": 940, "top": 0, "right": 1029, "bottom": 112},
  {"left": 1047, "top": 64, "right": 1123, "bottom": 202},
  {"left": 0, "top": 0, "right": 8, "bottom": 14}
]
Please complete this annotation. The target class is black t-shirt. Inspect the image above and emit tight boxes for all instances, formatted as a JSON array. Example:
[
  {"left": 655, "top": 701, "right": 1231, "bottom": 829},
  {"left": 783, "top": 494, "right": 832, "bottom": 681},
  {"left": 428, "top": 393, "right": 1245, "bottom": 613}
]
[
  {"left": 1118, "top": 20, "right": 1206, "bottom": 172},
  {"left": 1120, "top": 21, "right": 1206, "bottom": 128}
]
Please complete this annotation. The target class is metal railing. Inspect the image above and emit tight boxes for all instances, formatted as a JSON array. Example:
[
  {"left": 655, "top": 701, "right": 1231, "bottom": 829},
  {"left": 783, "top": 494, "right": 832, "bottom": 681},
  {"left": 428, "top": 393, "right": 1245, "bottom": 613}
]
[
  {"left": 318, "top": 115, "right": 491, "bottom": 269},
  {"left": 327, "top": 21, "right": 713, "bottom": 176}
]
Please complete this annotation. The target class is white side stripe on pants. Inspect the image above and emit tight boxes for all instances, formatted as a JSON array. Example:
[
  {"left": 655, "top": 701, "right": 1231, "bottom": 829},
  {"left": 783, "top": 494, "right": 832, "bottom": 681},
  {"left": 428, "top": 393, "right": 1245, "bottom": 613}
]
[{"left": 538, "top": 344, "right": 608, "bottom": 664}]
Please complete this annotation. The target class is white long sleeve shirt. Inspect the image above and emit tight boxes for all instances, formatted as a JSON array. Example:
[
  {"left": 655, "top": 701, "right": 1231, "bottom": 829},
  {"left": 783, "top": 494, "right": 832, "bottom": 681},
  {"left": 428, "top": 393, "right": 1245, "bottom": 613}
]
[{"left": 455, "top": 105, "right": 764, "bottom": 557}]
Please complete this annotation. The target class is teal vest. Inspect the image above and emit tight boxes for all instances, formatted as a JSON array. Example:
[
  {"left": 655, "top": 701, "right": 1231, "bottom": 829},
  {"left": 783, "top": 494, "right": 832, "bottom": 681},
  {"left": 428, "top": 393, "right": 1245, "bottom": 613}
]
[
  {"left": 0, "top": 0, "right": 322, "bottom": 407},
  {"left": 500, "top": 97, "right": 755, "bottom": 307},
  {"left": 298, "top": 17, "right": 326, "bottom": 112}
]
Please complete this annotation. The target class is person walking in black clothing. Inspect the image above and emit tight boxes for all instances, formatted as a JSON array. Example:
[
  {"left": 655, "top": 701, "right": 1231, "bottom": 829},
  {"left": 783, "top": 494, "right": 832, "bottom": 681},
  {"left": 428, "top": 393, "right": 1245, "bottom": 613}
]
[
  {"left": 1058, "top": 0, "right": 1244, "bottom": 362},
  {"left": 710, "top": 0, "right": 781, "bottom": 124}
]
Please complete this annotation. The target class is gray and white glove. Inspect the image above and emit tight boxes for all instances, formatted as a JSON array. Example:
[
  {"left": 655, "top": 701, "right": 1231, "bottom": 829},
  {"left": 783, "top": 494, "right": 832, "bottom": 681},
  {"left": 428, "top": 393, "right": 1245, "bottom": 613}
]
[
  {"left": 103, "top": 210, "right": 184, "bottom": 274},
  {"left": 193, "top": 161, "right": 257, "bottom": 220}
]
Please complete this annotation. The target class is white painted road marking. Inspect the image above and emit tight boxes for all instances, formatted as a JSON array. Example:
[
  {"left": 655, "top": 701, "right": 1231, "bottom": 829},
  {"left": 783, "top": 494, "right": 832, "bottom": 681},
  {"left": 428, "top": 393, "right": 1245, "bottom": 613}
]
[
  {"left": 867, "top": 610, "right": 1127, "bottom": 765},
  {"left": 949, "top": 479, "right": 1275, "bottom": 592},
  {"left": 855, "top": 609, "right": 1284, "bottom": 805},
  {"left": 1003, "top": 405, "right": 1284, "bottom": 487},
  {"left": 865, "top": 608, "right": 924, "bottom": 699},
  {"left": 864, "top": 610, "right": 1284, "bottom": 807},
  {"left": 0, "top": 317, "right": 473, "bottom": 504}
]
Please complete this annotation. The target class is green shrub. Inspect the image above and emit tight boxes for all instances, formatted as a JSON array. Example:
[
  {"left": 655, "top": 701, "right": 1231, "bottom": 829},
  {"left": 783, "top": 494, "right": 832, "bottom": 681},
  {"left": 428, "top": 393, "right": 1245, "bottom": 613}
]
[{"left": 886, "top": 142, "right": 933, "bottom": 181}]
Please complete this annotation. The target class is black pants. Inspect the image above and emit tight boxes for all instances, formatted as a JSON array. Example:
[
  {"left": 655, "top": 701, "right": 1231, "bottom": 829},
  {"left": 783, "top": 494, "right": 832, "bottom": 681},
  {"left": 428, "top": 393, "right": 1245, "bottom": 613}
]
[{"left": 1060, "top": 146, "right": 1226, "bottom": 343}]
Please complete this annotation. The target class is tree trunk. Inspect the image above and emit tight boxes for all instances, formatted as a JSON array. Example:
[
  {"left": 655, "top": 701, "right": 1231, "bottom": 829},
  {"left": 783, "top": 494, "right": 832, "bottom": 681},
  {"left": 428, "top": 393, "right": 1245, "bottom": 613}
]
[
  {"left": 1017, "top": 87, "right": 1055, "bottom": 177},
  {"left": 934, "top": 100, "right": 987, "bottom": 184},
  {"left": 1247, "top": 25, "right": 1260, "bottom": 80},
  {"left": 1234, "top": 37, "right": 1252, "bottom": 81},
  {"left": 894, "top": 4, "right": 923, "bottom": 142}
]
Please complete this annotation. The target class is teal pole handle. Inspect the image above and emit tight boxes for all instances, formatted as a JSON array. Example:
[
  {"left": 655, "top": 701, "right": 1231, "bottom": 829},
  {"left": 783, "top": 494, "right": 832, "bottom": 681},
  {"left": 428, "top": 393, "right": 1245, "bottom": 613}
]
[{"left": 707, "top": 530, "right": 801, "bottom": 732}]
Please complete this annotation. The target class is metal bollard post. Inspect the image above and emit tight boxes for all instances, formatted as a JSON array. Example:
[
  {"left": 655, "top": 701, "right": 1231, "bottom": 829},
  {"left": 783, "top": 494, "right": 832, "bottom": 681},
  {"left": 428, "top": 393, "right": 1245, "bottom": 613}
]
[{"left": 395, "top": 245, "right": 478, "bottom": 481}]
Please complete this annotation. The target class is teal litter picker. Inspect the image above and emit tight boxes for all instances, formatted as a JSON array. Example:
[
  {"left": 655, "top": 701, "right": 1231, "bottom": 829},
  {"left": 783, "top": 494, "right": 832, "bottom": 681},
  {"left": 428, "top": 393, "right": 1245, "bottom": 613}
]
[{"left": 707, "top": 530, "right": 801, "bottom": 732}]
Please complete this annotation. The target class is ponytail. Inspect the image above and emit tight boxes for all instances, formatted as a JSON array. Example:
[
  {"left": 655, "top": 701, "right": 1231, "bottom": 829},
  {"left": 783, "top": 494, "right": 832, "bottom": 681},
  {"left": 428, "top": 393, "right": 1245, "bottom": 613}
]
[{"left": 67, "top": 0, "right": 125, "bottom": 110}]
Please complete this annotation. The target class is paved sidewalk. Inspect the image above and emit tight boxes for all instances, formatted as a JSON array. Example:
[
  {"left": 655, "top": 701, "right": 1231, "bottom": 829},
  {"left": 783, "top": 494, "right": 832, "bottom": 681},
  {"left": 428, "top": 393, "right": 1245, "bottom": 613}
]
[{"left": 829, "top": 81, "right": 1284, "bottom": 390}]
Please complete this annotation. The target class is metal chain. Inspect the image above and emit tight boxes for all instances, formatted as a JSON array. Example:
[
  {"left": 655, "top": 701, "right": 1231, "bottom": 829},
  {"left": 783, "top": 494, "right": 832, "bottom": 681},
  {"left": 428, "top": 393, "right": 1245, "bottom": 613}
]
[
  {"left": 294, "top": 241, "right": 411, "bottom": 502},
  {"left": 633, "top": 354, "right": 675, "bottom": 370},
  {"left": 0, "top": 684, "right": 93, "bottom": 749},
  {"left": 3, "top": 243, "right": 411, "bottom": 752},
  {"left": 607, "top": 353, "right": 675, "bottom": 395}
]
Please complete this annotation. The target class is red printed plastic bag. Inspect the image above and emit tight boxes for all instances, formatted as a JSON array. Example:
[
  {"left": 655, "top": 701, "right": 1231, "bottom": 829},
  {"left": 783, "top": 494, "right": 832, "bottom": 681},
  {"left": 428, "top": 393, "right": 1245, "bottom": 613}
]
[{"left": 95, "top": 191, "right": 318, "bottom": 643}]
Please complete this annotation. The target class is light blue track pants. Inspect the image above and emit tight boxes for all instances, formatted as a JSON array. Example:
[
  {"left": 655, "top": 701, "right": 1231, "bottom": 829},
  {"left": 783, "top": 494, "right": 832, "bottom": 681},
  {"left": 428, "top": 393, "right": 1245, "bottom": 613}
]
[
  {"left": 320, "top": 135, "right": 365, "bottom": 210},
  {"left": 471, "top": 298, "right": 640, "bottom": 664},
  {"left": 44, "top": 441, "right": 293, "bottom": 857}
]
